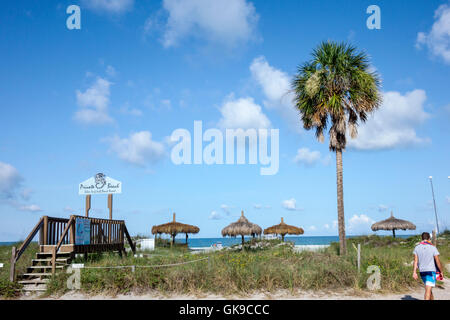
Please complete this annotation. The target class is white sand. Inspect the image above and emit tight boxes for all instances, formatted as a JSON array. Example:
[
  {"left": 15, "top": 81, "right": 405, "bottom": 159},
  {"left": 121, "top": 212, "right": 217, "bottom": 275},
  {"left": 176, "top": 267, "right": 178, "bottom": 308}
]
[
  {"left": 294, "top": 245, "right": 329, "bottom": 252},
  {"left": 19, "top": 278, "right": 449, "bottom": 300}
]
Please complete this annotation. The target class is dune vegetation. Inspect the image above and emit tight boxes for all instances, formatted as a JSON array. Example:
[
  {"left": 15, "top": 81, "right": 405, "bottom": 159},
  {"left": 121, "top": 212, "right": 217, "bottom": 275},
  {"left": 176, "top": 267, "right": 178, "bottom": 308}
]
[{"left": 1, "top": 234, "right": 448, "bottom": 298}]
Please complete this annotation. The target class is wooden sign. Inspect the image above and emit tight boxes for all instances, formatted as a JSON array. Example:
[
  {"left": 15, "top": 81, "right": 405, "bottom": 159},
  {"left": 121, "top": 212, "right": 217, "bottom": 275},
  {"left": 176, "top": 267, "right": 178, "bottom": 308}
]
[{"left": 79, "top": 173, "right": 122, "bottom": 195}]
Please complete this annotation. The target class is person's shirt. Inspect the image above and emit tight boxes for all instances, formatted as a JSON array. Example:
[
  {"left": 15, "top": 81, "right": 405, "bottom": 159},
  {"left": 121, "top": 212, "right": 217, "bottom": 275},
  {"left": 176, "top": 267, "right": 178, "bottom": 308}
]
[{"left": 413, "top": 243, "right": 440, "bottom": 273}]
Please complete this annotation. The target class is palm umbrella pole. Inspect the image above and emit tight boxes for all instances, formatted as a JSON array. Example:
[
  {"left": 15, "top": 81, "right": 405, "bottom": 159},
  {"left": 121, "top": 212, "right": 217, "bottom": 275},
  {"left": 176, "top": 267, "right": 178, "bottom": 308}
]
[
  {"left": 263, "top": 217, "right": 304, "bottom": 243},
  {"left": 371, "top": 211, "right": 416, "bottom": 238},
  {"left": 151, "top": 212, "right": 200, "bottom": 248}
]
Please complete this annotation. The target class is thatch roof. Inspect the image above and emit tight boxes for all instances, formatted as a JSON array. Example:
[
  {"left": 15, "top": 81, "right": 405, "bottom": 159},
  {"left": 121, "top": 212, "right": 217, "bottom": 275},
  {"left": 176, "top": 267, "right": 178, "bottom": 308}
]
[
  {"left": 221, "top": 211, "right": 262, "bottom": 237},
  {"left": 264, "top": 217, "right": 304, "bottom": 236},
  {"left": 151, "top": 213, "right": 200, "bottom": 235},
  {"left": 371, "top": 211, "right": 416, "bottom": 231}
]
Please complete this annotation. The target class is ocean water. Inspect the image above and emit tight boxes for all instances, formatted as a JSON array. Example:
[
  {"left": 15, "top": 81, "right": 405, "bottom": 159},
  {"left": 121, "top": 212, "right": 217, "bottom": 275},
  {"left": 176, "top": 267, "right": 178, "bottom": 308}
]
[
  {"left": 0, "top": 235, "right": 414, "bottom": 248},
  {"left": 171, "top": 234, "right": 414, "bottom": 248}
]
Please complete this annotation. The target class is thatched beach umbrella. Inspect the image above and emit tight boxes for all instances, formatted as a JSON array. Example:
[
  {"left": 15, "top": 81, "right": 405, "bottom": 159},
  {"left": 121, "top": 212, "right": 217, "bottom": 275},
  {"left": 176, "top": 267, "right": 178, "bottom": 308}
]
[
  {"left": 151, "top": 213, "right": 200, "bottom": 245},
  {"left": 221, "top": 211, "right": 262, "bottom": 246},
  {"left": 371, "top": 211, "right": 416, "bottom": 238},
  {"left": 264, "top": 217, "right": 304, "bottom": 241}
]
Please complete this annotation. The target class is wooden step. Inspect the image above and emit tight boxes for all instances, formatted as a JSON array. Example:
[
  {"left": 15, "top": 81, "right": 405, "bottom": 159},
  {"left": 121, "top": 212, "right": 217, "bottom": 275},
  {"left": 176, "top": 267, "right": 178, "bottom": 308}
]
[
  {"left": 21, "top": 284, "right": 47, "bottom": 292},
  {"left": 28, "top": 265, "right": 64, "bottom": 270},
  {"left": 33, "top": 258, "right": 69, "bottom": 263},
  {"left": 19, "top": 279, "right": 50, "bottom": 285},
  {"left": 36, "top": 252, "right": 72, "bottom": 258},
  {"left": 22, "top": 273, "right": 53, "bottom": 277}
]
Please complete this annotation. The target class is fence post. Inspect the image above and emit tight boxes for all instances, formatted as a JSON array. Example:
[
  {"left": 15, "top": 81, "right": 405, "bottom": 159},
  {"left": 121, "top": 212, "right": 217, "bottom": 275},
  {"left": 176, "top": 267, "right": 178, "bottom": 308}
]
[{"left": 9, "top": 246, "right": 16, "bottom": 282}]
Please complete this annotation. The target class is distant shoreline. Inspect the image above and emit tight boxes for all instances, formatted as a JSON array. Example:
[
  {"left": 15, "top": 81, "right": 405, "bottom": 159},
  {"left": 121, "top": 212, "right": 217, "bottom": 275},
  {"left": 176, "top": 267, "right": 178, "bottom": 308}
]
[{"left": 0, "top": 234, "right": 417, "bottom": 248}]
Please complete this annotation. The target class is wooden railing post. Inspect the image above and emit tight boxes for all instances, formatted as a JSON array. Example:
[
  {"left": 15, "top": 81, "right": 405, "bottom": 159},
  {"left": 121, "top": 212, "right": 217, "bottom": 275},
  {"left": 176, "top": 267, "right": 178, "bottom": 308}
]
[
  {"left": 43, "top": 216, "right": 48, "bottom": 245},
  {"left": 9, "top": 246, "right": 16, "bottom": 282},
  {"left": 70, "top": 216, "right": 75, "bottom": 244},
  {"left": 108, "top": 221, "right": 112, "bottom": 244},
  {"left": 51, "top": 246, "right": 57, "bottom": 275}
]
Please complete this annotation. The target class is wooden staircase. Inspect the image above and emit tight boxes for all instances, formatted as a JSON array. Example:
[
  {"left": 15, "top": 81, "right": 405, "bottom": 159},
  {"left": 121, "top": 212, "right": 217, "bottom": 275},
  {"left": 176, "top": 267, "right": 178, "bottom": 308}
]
[{"left": 17, "top": 251, "right": 73, "bottom": 292}]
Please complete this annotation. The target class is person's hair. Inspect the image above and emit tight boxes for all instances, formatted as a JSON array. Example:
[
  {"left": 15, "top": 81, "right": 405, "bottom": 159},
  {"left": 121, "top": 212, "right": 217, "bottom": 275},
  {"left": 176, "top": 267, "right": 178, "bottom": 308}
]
[{"left": 421, "top": 232, "right": 431, "bottom": 240}]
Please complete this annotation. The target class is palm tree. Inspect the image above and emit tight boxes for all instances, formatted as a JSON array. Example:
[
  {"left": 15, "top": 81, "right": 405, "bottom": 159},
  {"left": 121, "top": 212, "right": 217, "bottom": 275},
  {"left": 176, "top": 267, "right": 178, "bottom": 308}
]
[{"left": 292, "top": 41, "right": 382, "bottom": 255}]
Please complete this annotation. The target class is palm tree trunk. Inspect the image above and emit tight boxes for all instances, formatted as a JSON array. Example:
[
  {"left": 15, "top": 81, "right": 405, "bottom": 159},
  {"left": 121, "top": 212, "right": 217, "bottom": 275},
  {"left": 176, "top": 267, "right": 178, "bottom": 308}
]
[{"left": 336, "top": 149, "right": 347, "bottom": 255}]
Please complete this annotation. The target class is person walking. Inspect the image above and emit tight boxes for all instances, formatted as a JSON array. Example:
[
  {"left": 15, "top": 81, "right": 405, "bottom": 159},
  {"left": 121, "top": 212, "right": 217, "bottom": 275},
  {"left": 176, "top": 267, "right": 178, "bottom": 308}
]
[{"left": 413, "top": 232, "right": 444, "bottom": 300}]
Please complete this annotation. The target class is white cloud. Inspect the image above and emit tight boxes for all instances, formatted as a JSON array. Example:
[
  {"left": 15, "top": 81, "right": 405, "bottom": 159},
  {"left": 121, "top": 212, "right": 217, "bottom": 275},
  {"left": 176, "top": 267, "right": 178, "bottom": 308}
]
[
  {"left": 378, "top": 204, "right": 389, "bottom": 212},
  {"left": 81, "top": 0, "right": 134, "bottom": 14},
  {"left": 120, "top": 103, "right": 143, "bottom": 117},
  {"left": 106, "top": 65, "right": 117, "bottom": 78},
  {"left": 309, "top": 225, "right": 317, "bottom": 231},
  {"left": 220, "top": 204, "right": 232, "bottom": 215},
  {"left": 105, "top": 131, "right": 166, "bottom": 166},
  {"left": 155, "top": 0, "right": 259, "bottom": 48},
  {"left": 74, "top": 77, "right": 114, "bottom": 125},
  {"left": 20, "top": 188, "right": 33, "bottom": 201},
  {"left": 347, "top": 214, "right": 375, "bottom": 234},
  {"left": 250, "top": 56, "right": 301, "bottom": 133},
  {"left": 348, "top": 90, "right": 430, "bottom": 150},
  {"left": 19, "top": 204, "right": 42, "bottom": 212},
  {"left": 446, "top": 196, "right": 450, "bottom": 204},
  {"left": 161, "top": 99, "right": 172, "bottom": 110},
  {"left": 416, "top": 3, "right": 450, "bottom": 64},
  {"left": 64, "top": 206, "right": 75, "bottom": 213},
  {"left": 282, "top": 198, "right": 302, "bottom": 211},
  {"left": 325, "top": 221, "right": 338, "bottom": 230},
  {"left": 217, "top": 95, "right": 271, "bottom": 130},
  {"left": 209, "top": 210, "right": 223, "bottom": 220},
  {"left": 0, "top": 162, "right": 23, "bottom": 199},
  {"left": 253, "top": 204, "right": 270, "bottom": 209},
  {"left": 294, "top": 148, "right": 322, "bottom": 166}
]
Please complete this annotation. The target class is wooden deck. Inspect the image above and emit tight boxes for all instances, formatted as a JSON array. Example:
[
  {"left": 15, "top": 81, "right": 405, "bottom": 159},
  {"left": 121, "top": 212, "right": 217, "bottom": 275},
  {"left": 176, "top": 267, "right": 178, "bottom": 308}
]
[{"left": 9, "top": 215, "right": 136, "bottom": 282}]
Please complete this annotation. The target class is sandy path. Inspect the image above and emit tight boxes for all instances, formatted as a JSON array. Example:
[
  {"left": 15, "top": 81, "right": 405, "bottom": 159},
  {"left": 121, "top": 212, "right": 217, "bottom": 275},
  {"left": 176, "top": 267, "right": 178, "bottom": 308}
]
[{"left": 20, "top": 279, "right": 449, "bottom": 300}]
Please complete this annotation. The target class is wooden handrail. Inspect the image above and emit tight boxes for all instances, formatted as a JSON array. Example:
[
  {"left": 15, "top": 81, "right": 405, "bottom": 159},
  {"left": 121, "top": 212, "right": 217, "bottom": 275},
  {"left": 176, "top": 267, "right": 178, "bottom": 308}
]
[
  {"left": 71, "top": 215, "right": 124, "bottom": 224},
  {"left": 10, "top": 216, "right": 44, "bottom": 282},
  {"left": 55, "top": 216, "right": 75, "bottom": 254},
  {"left": 12, "top": 214, "right": 134, "bottom": 280},
  {"left": 16, "top": 217, "right": 44, "bottom": 262},
  {"left": 123, "top": 224, "right": 136, "bottom": 254}
]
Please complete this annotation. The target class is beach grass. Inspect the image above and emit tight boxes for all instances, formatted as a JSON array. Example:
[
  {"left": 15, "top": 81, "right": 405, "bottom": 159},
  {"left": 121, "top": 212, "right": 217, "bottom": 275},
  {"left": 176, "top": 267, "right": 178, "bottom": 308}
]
[
  {"left": 0, "top": 242, "right": 39, "bottom": 298},
  {"left": 43, "top": 235, "right": 449, "bottom": 297},
  {"left": 1, "top": 235, "right": 448, "bottom": 298}
]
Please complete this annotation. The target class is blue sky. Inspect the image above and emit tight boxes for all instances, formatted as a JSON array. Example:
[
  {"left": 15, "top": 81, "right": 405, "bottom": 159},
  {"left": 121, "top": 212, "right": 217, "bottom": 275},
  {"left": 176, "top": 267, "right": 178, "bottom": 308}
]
[{"left": 0, "top": 0, "right": 449, "bottom": 241}]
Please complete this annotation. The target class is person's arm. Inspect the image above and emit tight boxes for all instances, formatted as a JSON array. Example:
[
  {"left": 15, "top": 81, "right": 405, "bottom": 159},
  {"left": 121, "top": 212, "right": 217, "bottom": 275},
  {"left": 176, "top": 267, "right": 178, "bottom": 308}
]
[
  {"left": 413, "top": 254, "right": 419, "bottom": 280},
  {"left": 434, "top": 254, "right": 444, "bottom": 278}
]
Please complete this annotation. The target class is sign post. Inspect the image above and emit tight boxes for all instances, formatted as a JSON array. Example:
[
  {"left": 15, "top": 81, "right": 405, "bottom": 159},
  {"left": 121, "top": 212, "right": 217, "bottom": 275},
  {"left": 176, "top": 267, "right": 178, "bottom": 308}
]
[
  {"left": 108, "top": 194, "right": 113, "bottom": 220},
  {"left": 85, "top": 194, "right": 91, "bottom": 217},
  {"left": 79, "top": 173, "right": 122, "bottom": 220},
  {"left": 78, "top": 173, "right": 122, "bottom": 247}
]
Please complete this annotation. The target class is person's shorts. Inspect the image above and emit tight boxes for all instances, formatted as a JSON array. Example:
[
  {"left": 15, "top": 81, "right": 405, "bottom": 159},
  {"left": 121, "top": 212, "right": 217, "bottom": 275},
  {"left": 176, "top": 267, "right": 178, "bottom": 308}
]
[{"left": 420, "top": 272, "right": 436, "bottom": 287}]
